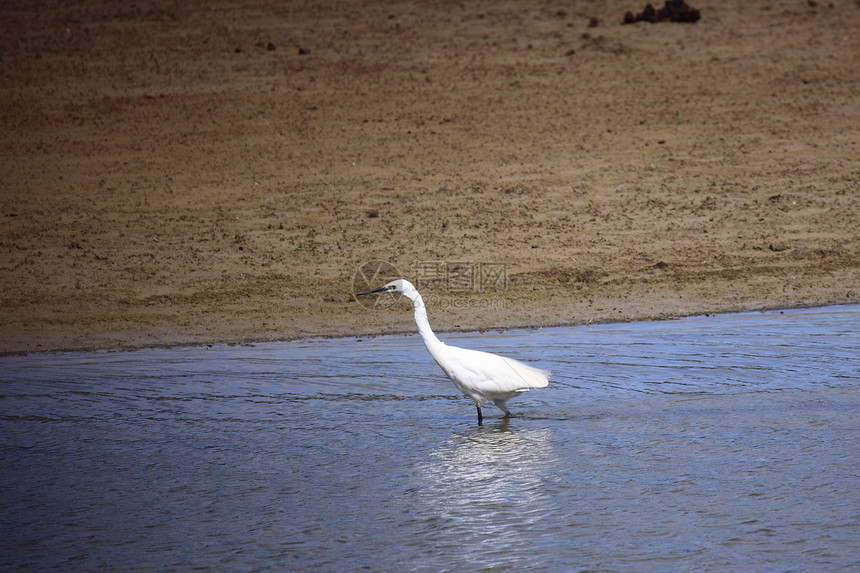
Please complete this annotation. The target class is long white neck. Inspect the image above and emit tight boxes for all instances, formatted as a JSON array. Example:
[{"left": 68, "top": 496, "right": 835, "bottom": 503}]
[{"left": 405, "top": 288, "right": 446, "bottom": 355}]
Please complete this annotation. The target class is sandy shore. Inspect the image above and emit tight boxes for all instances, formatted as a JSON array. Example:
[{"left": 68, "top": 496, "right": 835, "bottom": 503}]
[{"left": 1, "top": 0, "right": 858, "bottom": 354}]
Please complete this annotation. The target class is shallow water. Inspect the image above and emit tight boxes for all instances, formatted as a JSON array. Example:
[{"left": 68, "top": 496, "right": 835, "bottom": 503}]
[{"left": 1, "top": 305, "right": 858, "bottom": 571}]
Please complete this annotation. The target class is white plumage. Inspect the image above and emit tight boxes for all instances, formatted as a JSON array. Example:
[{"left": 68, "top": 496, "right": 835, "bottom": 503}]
[{"left": 358, "top": 279, "right": 549, "bottom": 423}]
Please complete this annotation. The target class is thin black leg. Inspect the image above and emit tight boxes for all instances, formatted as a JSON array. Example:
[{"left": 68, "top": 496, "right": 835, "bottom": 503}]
[{"left": 476, "top": 405, "right": 483, "bottom": 425}]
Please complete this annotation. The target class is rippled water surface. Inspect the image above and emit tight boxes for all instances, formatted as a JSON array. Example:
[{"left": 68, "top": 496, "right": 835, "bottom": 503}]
[{"left": 2, "top": 305, "right": 858, "bottom": 571}]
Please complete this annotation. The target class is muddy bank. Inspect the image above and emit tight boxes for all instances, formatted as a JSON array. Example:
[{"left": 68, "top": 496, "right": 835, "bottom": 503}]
[{"left": 1, "top": 0, "right": 858, "bottom": 354}]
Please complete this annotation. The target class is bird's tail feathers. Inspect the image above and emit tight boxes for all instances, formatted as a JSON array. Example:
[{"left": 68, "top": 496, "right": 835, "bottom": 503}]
[{"left": 505, "top": 357, "right": 550, "bottom": 388}]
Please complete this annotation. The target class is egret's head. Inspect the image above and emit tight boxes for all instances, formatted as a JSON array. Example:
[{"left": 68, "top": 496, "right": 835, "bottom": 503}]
[{"left": 356, "top": 278, "right": 414, "bottom": 296}]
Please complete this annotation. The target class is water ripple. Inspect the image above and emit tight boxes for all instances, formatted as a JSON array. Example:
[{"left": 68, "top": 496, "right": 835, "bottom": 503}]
[{"left": 0, "top": 305, "right": 858, "bottom": 571}]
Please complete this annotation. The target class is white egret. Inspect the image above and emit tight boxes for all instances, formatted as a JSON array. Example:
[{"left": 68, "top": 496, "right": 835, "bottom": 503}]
[{"left": 357, "top": 279, "right": 550, "bottom": 424}]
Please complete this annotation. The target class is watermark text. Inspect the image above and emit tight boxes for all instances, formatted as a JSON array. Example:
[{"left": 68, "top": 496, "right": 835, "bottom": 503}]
[{"left": 412, "top": 261, "right": 507, "bottom": 292}]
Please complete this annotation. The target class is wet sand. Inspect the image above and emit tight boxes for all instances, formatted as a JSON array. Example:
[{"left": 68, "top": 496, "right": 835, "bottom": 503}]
[{"left": 1, "top": 0, "right": 858, "bottom": 353}]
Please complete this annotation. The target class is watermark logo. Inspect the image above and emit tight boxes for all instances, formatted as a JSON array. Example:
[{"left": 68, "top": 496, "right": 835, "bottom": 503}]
[
  {"left": 353, "top": 260, "right": 508, "bottom": 311},
  {"left": 352, "top": 260, "right": 403, "bottom": 310}
]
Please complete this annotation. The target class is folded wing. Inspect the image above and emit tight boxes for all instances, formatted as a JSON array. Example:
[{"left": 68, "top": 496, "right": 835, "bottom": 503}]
[{"left": 444, "top": 344, "right": 550, "bottom": 397}]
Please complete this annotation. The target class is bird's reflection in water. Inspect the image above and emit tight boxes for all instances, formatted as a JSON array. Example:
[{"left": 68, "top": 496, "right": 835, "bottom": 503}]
[{"left": 413, "top": 422, "right": 559, "bottom": 563}]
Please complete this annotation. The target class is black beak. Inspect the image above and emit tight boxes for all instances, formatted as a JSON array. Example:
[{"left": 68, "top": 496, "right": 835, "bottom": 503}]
[{"left": 356, "top": 285, "right": 393, "bottom": 296}]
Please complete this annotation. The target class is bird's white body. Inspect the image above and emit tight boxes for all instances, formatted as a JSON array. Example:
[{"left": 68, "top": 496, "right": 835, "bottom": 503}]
[
  {"left": 359, "top": 279, "right": 549, "bottom": 422},
  {"left": 427, "top": 343, "right": 550, "bottom": 413}
]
